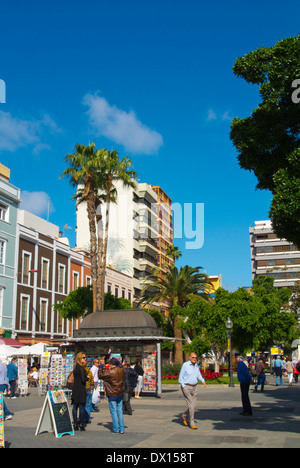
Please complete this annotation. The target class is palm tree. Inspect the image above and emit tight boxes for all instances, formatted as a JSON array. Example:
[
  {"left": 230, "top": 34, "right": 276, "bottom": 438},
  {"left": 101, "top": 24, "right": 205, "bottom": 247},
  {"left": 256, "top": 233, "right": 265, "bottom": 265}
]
[
  {"left": 60, "top": 143, "right": 106, "bottom": 312},
  {"left": 61, "top": 145, "right": 137, "bottom": 312},
  {"left": 141, "top": 264, "right": 212, "bottom": 364},
  {"left": 165, "top": 245, "right": 182, "bottom": 262},
  {"left": 97, "top": 150, "right": 137, "bottom": 309}
]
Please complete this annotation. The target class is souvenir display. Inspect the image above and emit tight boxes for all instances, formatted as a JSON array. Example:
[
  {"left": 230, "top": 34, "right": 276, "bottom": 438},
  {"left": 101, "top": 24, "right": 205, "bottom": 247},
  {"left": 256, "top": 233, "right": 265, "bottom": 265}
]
[
  {"left": 63, "top": 354, "right": 74, "bottom": 387},
  {"left": 49, "top": 354, "right": 63, "bottom": 389},
  {"left": 142, "top": 346, "right": 157, "bottom": 393},
  {"left": 0, "top": 393, "right": 4, "bottom": 448},
  {"left": 17, "top": 359, "right": 28, "bottom": 396},
  {"left": 39, "top": 353, "right": 51, "bottom": 394}
]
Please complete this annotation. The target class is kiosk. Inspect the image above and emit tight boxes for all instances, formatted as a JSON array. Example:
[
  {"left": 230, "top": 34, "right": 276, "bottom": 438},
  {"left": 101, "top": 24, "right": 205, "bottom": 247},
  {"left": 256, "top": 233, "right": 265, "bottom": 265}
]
[{"left": 64, "top": 309, "right": 174, "bottom": 397}]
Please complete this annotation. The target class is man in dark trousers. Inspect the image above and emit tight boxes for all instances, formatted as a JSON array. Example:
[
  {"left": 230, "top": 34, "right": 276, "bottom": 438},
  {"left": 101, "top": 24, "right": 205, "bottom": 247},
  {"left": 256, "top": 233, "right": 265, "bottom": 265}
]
[
  {"left": 237, "top": 356, "right": 253, "bottom": 416},
  {"left": 123, "top": 362, "right": 138, "bottom": 415}
]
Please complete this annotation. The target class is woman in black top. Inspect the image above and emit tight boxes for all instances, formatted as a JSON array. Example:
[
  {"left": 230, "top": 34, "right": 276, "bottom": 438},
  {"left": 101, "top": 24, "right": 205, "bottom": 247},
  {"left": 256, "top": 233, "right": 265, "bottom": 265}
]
[
  {"left": 134, "top": 359, "right": 144, "bottom": 399},
  {"left": 72, "top": 352, "right": 88, "bottom": 431}
]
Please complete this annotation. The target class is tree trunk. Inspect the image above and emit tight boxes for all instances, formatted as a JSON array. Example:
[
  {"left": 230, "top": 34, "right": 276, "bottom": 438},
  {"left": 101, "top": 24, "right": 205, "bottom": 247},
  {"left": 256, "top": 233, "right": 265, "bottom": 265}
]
[
  {"left": 173, "top": 315, "right": 183, "bottom": 364},
  {"left": 86, "top": 192, "right": 98, "bottom": 312},
  {"left": 100, "top": 194, "right": 111, "bottom": 306}
]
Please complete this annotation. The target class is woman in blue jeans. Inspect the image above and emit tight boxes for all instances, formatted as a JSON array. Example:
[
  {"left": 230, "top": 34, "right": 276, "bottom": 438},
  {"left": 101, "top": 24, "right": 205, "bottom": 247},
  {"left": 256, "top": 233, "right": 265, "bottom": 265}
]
[{"left": 99, "top": 358, "right": 125, "bottom": 434}]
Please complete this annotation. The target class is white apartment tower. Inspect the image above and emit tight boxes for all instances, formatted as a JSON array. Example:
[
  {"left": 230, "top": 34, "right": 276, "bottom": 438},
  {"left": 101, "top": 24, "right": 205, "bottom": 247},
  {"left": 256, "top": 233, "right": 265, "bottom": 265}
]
[
  {"left": 76, "top": 181, "right": 160, "bottom": 301},
  {"left": 250, "top": 220, "right": 300, "bottom": 289}
]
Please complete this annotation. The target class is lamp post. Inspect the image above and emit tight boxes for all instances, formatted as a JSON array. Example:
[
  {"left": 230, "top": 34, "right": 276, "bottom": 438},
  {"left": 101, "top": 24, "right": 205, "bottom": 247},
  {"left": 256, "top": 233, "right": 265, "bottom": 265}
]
[{"left": 226, "top": 317, "right": 234, "bottom": 388}]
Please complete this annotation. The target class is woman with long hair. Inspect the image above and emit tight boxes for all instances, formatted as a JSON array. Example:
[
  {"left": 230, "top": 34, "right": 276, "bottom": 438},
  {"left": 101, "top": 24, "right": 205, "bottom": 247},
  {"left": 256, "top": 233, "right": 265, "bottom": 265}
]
[{"left": 72, "top": 352, "right": 88, "bottom": 431}]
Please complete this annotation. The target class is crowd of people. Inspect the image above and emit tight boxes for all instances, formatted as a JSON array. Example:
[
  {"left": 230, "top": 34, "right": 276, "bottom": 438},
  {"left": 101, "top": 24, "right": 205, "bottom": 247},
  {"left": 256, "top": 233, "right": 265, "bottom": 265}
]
[
  {"left": 1, "top": 352, "right": 300, "bottom": 434},
  {"left": 71, "top": 354, "right": 144, "bottom": 433}
]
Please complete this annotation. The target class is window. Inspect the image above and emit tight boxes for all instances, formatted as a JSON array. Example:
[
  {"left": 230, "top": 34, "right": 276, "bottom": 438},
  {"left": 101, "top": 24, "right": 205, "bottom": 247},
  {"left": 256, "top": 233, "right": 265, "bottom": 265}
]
[
  {"left": 107, "top": 284, "right": 111, "bottom": 293},
  {"left": 128, "top": 291, "right": 132, "bottom": 302},
  {"left": 73, "top": 271, "right": 79, "bottom": 290},
  {"left": 39, "top": 299, "right": 48, "bottom": 332},
  {"left": 41, "top": 258, "right": 50, "bottom": 289},
  {"left": 57, "top": 313, "right": 63, "bottom": 334},
  {"left": 122, "top": 289, "right": 125, "bottom": 299},
  {"left": 20, "top": 295, "right": 30, "bottom": 330},
  {"left": 58, "top": 264, "right": 66, "bottom": 294},
  {"left": 22, "top": 252, "right": 31, "bottom": 284},
  {"left": 115, "top": 287, "right": 119, "bottom": 298},
  {"left": 0, "top": 240, "right": 5, "bottom": 264},
  {"left": 86, "top": 276, "right": 91, "bottom": 286},
  {"left": 0, "top": 203, "right": 8, "bottom": 222},
  {"left": 286, "top": 258, "right": 295, "bottom": 265}
]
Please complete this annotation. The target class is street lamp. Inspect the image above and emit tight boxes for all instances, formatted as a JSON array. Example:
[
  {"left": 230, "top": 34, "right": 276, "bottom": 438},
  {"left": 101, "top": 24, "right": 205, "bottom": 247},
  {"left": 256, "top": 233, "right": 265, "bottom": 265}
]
[{"left": 226, "top": 317, "right": 234, "bottom": 388}]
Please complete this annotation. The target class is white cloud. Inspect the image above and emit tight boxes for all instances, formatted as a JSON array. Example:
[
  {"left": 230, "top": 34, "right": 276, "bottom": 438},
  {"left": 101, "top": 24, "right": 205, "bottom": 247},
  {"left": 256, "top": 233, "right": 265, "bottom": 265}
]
[
  {"left": 82, "top": 93, "right": 163, "bottom": 155},
  {"left": 0, "top": 111, "right": 61, "bottom": 153},
  {"left": 20, "top": 191, "right": 54, "bottom": 217},
  {"left": 206, "top": 108, "right": 232, "bottom": 122},
  {"left": 206, "top": 109, "right": 217, "bottom": 121}
]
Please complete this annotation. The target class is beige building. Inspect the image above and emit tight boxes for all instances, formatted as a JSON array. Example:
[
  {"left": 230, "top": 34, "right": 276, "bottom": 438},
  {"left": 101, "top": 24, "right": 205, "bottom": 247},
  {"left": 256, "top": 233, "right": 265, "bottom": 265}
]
[{"left": 250, "top": 220, "right": 300, "bottom": 289}]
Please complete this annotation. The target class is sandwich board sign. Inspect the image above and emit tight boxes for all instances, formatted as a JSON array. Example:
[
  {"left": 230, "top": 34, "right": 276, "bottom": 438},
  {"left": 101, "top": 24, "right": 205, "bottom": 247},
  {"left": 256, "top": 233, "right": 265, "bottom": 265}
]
[
  {"left": 35, "top": 390, "right": 74, "bottom": 438},
  {"left": 0, "top": 393, "right": 4, "bottom": 448}
]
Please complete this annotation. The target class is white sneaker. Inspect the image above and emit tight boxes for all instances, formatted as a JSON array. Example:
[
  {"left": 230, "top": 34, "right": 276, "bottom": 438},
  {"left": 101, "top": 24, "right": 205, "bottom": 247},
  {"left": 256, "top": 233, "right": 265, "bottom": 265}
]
[{"left": 5, "top": 415, "right": 12, "bottom": 421}]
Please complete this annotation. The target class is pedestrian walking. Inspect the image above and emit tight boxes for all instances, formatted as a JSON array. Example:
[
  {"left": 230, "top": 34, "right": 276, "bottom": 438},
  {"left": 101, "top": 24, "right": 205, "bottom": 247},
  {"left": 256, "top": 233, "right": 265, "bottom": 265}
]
[
  {"left": 7, "top": 358, "right": 18, "bottom": 399},
  {"left": 123, "top": 362, "right": 138, "bottom": 415},
  {"left": 293, "top": 361, "right": 300, "bottom": 384},
  {"left": 71, "top": 352, "right": 89, "bottom": 431},
  {"left": 254, "top": 358, "right": 266, "bottom": 392},
  {"left": 99, "top": 357, "right": 125, "bottom": 434},
  {"left": 286, "top": 357, "right": 294, "bottom": 386},
  {"left": 178, "top": 352, "right": 206, "bottom": 430},
  {"left": 0, "top": 360, "right": 13, "bottom": 420},
  {"left": 237, "top": 356, "right": 252, "bottom": 416},
  {"left": 274, "top": 355, "right": 284, "bottom": 386},
  {"left": 134, "top": 358, "right": 144, "bottom": 399}
]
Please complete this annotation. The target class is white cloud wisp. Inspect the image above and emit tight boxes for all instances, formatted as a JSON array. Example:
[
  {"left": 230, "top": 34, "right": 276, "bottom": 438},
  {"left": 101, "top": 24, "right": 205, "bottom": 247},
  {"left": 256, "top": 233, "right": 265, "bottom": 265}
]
[{"left": 83, "top": 93, "right": 163, "bottom": 155}]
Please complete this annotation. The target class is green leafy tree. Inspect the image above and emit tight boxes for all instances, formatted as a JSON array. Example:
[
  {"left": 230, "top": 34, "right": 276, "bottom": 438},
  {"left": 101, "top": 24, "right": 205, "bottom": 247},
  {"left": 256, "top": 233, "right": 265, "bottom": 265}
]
[
  {"left": 53, "top": 287, "right": 132, "bottom": 320},
  {"left": 230, "top": 34, "right": 300, "bottom": 246},
  {"left": 178, "top": 276, "right": 295, "bottom": 363},
  {"left": 140, "top": 264, "right": 212, "bottom": 364}
]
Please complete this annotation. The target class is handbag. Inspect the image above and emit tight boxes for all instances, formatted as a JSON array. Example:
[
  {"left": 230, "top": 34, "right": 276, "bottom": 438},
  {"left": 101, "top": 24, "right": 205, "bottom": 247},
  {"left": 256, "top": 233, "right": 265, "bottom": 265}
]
[
  {"left": 66, "top": 371, "right": 74, "bottom": 390},
  {"left": 92, "top": 388, "right": 100, "bottom": 405}
]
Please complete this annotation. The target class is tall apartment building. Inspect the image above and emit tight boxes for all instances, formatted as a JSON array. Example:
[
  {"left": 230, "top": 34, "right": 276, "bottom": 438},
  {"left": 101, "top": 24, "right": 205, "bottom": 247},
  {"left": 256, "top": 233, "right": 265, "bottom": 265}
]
[
  {"left": 151, "top": 186, "right": 174, "bottom": 269},
  {"left": 249, "top": 220, "right": 300, "bottom": 289},
  {"left": 0, "top": 164, "right": 21, "bottom": 335},
  {"left": 76, "top": 180, "right": 175, "bottom": 302}
]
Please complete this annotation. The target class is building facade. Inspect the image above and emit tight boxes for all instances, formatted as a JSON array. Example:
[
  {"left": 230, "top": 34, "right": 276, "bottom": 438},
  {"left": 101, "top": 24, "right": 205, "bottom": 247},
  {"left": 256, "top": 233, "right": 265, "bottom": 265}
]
[
  {"left": 15, "top": 211, "right": 70, "bottom": 344},
  {"left": 76, "top": 180, "right": 163, "bottom": 301},
  {"left": 0, "top": 164, "right": 21, "bottom": 336},
  {"left": 250, "top": 220, "right": 300, "bottom": 289}
]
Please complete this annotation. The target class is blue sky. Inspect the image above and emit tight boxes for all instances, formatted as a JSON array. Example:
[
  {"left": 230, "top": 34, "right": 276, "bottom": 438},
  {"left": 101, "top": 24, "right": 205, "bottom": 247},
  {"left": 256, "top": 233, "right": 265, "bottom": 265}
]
[{"left": 0, "top": 0, "right": 298, "bottom": 290}]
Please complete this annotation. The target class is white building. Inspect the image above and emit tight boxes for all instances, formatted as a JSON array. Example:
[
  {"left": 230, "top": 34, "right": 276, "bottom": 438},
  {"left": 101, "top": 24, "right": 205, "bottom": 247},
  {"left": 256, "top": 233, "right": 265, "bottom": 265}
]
[
  {"left": 249, "top": 220, "right": 300, "bottom": 289},
  {"left": 76, "top": 180, "right": 160, "bottom": 300}
]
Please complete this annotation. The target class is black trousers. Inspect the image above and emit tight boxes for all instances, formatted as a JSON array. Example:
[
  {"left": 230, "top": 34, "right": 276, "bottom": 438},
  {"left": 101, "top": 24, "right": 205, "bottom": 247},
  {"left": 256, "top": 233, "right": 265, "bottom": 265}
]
[{"left": 240, "top": 382, "right": 252, "bottom": 414}]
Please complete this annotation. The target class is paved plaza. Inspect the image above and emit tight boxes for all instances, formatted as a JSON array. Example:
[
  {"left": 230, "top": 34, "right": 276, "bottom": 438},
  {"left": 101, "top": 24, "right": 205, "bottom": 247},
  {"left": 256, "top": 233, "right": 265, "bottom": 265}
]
[{"left": 3, "top": 376, "right": 300, "bottom": 449}]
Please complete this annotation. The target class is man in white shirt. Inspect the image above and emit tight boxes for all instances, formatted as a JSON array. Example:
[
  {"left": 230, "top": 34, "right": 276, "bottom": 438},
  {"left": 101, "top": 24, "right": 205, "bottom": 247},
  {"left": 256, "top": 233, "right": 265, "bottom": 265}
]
[
  {"left": 178, "top": 352, "right": 206, "bottom": 430},
  {"left": 90, "top": 358, "right": 100, "bottom": 410}
]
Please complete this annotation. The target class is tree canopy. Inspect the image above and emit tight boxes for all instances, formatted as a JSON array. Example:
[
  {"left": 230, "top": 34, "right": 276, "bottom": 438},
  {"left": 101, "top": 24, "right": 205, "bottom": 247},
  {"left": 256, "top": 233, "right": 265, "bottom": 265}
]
[
  {"left": 178, "top": 276, "right": 296, "bottom": 358},
  {"left": 230, "top": 34, "right": 300, "bottom": 246}
]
